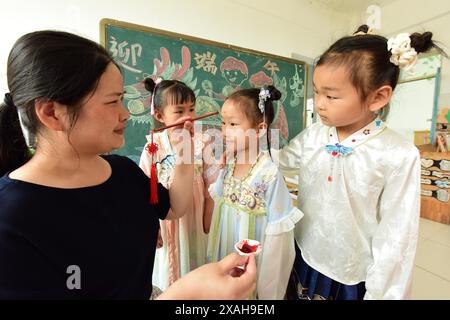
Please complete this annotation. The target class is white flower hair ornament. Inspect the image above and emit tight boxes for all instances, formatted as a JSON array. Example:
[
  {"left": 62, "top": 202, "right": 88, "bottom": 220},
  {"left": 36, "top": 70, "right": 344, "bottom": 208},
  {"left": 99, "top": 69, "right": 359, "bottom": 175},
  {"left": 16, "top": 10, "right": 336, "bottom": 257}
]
[
  {"left": 258, "top": 87, "right": 270, "bottom": 114},
  {"left": 387, "top": 33, "right": 418, "bottom": 73}
]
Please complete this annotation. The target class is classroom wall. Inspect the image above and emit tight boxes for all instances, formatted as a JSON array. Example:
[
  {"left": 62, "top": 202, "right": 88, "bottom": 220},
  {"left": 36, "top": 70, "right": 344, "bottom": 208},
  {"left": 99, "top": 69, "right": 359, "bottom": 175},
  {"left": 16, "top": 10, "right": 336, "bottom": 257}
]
[
  {"left": 353, "top": 0, "right": 450, "bottom": 107},
  {"left": 0, "top": 0, "right": 353, "bottom": 93}
]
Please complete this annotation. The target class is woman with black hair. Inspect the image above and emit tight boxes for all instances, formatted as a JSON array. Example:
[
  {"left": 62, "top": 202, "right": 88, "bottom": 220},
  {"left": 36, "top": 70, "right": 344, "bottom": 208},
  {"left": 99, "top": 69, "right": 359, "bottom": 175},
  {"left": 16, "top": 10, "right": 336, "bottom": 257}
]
[{"left": 0, "top": 30, "right": 255, "bottom": 299}]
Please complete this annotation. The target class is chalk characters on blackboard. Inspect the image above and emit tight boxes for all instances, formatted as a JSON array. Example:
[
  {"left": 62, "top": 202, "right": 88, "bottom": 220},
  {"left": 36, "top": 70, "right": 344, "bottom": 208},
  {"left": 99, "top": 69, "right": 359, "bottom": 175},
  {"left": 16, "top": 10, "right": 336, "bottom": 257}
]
[
  {"left": 109, "top": 36, "right": 143, "bottom": 73},
  {"left": 289, "top": 65, "right": 304, "bottom": 107},
  {"left": 194, "top": 51, "right": 218, "bottom": 75},
  {"left": 263, "top": 60, "right": 280, "bottom": 74}
]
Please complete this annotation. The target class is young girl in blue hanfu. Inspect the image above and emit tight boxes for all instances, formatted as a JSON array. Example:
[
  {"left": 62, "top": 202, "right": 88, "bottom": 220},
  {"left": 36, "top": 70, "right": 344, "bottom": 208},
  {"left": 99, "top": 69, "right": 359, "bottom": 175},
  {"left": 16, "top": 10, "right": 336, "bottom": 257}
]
[{"left": 207, "top": 85, "right": 303, "bottom": 299}]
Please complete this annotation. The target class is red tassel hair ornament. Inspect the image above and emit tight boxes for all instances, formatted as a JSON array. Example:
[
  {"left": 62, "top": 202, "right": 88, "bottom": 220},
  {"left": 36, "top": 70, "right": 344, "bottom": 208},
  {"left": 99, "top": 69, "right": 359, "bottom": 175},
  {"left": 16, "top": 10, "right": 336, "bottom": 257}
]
[{"left": 146, "top": 130, "right": 159, "bottom": 204}]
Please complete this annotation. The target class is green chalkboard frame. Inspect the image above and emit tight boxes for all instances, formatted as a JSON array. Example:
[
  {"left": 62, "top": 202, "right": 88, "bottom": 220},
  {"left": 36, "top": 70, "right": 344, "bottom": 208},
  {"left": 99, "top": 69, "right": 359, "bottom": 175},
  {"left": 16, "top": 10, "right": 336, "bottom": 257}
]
[{"left": 100, "top": 18, "right": 307, "bottom": 163}]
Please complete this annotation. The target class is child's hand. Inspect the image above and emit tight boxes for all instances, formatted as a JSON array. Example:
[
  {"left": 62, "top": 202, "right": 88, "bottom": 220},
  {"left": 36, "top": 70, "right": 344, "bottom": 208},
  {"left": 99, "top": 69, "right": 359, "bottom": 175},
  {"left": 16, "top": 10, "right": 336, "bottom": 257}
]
[
  {"left": 169, "top": 116, "right": 194, "bottom": 138},
  {"left": 170, "top": 117, "right": 194, "bottom": 165}
]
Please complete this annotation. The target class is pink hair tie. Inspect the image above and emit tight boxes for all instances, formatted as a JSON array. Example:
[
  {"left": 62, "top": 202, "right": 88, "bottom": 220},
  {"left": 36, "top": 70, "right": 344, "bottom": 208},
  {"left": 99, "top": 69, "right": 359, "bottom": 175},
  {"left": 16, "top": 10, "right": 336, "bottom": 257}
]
[{"left": 150, "top": 77, "right": 163, "bottom": 115}]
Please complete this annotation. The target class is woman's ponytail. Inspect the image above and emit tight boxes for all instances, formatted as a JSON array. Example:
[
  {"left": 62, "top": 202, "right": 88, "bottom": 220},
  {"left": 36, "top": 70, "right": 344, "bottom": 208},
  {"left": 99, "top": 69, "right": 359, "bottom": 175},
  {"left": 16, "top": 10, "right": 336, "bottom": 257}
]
[{"left": 0, "top": 94, "right": 30, "bottom": 176}]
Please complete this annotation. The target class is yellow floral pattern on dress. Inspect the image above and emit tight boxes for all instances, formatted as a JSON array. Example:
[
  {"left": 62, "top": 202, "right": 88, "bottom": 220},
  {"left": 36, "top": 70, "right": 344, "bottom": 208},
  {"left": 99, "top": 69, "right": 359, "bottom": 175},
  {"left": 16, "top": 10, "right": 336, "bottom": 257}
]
[{"left": 221, "top": 156, "right": 277, "bottom": 216}]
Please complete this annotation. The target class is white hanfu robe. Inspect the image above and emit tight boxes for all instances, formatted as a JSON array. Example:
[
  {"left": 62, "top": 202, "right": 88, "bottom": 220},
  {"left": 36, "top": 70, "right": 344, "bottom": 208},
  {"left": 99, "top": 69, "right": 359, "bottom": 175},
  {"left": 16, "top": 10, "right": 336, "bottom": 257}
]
[{"left": 273, "top": 120, "right": 421, "bottom": 300}]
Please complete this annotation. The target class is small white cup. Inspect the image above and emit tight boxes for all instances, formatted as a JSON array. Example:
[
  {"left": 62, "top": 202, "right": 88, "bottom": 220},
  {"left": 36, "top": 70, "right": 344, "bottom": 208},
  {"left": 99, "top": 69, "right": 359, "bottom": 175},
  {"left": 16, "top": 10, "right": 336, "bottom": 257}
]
[
  {"left": 234, "top": 239, "right": 262, "bottom": 256},
  {"left": 234, "top": 239, "right": 261, "bottom": 270}
]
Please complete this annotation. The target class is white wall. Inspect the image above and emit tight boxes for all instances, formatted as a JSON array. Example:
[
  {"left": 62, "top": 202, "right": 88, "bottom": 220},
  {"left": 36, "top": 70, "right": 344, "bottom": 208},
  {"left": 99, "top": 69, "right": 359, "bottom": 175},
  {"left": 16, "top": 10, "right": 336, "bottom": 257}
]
[
  {"left": 345, "top": 0, "right": 450, "bottom": 143},
  {"left": 352, "top": 0, "right": 450, "bottom": 106},
  {"left": 0, "top": 0, "right": 351, "bottom": 93}
]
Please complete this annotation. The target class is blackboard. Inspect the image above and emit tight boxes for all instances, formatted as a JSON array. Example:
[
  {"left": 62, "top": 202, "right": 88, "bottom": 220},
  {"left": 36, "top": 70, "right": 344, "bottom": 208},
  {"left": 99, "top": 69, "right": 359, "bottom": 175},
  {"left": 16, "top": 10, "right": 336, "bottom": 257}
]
[{"left": 100, "top": 19, "right": 307, "bottom": 163}]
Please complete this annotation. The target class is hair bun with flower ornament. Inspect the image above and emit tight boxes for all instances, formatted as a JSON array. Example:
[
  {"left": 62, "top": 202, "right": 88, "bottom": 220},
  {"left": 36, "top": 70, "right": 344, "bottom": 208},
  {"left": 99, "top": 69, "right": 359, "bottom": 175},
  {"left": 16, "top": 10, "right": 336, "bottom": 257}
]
[
  {"left": 387, "top": 33, "right": 418, "bottom": 72},
  {"left": 258, "top": 87, "right": 271, "bottom": 114},
  {"left": 258, "top": 85, "right": 281, "bottom": 114}
]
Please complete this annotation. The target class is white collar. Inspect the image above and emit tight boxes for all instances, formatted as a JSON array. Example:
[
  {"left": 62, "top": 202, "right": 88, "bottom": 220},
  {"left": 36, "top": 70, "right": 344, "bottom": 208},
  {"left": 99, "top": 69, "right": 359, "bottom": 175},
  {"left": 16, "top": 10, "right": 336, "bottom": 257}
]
[{"left": 327, "top": 119, "right": 387, "bottom": 148}]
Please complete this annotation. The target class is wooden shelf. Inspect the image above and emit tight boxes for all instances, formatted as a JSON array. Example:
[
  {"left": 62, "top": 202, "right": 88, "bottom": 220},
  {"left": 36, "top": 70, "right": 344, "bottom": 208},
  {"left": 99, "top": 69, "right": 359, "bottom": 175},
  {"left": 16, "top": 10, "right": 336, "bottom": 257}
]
[{"left": 419, "top": 145, "right": 450, "bottom": 224}]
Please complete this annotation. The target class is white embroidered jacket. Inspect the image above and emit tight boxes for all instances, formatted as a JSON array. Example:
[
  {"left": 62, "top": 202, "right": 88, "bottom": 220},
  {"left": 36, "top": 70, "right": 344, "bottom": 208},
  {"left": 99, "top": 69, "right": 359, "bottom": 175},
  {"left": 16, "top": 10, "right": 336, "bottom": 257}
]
[{"left": 272, "top": 120, "right": 421, "bottom": 300}]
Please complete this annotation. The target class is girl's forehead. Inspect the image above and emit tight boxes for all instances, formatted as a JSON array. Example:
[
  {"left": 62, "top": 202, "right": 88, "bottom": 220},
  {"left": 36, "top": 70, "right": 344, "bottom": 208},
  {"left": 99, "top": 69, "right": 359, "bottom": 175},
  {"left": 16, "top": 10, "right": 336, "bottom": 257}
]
[
  {"left": 167, "top": 101, "right": 195, "bottom": 108},
  {"left": 222, "top": 101, "right": 248, "bottom": 119},
  {"left": 313, "top": 64, "right": 351, "bottom": 89}
]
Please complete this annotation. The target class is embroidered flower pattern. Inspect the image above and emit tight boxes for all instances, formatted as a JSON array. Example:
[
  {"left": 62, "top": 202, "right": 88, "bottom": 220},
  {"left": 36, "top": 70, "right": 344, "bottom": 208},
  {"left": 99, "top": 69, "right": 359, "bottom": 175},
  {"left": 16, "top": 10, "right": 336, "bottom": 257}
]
[
  {"left": 155, "top": 133, "right": 205, "bottom": 187},
  {"left": 363, "top": 129, "right": 370, "bottom": 135},
  {"left": 156, "top": 154, "right": 175, "bottom": 187},
  {"left": 221, "top": 163, "right": 275, "bottom": 215},
  {"left": 223, "top": 177, "right": 266, "bottom": 214},
  {"left": 254, "top": 182, "right": 268, "bottom": 196}
]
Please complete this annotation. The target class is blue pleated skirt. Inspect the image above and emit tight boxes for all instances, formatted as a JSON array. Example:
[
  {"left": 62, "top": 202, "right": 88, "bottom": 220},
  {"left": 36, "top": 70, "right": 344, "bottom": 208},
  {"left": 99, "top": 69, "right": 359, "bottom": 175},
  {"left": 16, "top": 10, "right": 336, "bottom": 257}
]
[{"left": 293, "top": 243, "right": 366, "bottom": 300}]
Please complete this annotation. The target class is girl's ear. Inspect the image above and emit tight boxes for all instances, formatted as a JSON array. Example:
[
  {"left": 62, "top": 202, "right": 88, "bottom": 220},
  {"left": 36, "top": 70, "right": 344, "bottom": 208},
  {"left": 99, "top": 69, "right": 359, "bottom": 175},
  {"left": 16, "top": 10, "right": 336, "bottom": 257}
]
[
  {"left": 258, "top": 122, "right": 268, "bottom": 130},
  {"left": 154, "top": 110, "right": 165, "bottom": 124},
  {"left": 367, "top": 85, "right": 393, "bottom": 113},
  {"left": 257, "top": 122, "right": 267, "bottom": 138},
  {"left": 34, "top": 99, "right": 67, "bottom": 131}
]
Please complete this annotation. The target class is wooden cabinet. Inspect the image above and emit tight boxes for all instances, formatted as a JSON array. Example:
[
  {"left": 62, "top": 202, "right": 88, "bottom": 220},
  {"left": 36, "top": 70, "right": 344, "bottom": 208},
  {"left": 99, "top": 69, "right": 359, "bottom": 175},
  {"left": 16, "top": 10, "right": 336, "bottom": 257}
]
[{"left": 418, "top": 144, "right": 450, "bottom": 224}]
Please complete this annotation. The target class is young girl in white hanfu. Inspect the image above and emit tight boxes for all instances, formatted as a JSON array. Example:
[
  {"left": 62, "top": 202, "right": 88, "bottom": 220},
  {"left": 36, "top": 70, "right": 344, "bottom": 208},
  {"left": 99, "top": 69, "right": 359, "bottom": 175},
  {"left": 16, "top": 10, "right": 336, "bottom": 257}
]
[
  {"left": 207, "top": 85, "right": 303, "bottom": 299},
  {"left": 274, "top": 25, "right": 446, "bottom": 300},
  {"left": 139, "top": 78, "right": 217, "bottom": 292}
]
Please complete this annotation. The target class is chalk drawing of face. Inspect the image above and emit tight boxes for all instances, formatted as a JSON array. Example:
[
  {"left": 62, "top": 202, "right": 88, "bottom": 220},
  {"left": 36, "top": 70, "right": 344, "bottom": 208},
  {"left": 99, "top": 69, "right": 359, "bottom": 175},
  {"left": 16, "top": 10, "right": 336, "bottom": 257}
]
[
  {"left": 220, "top": 57, "right": 249, "bottom": 87},
  {"left": 249, "top": 71, "right": 273, "bottom": 88}
]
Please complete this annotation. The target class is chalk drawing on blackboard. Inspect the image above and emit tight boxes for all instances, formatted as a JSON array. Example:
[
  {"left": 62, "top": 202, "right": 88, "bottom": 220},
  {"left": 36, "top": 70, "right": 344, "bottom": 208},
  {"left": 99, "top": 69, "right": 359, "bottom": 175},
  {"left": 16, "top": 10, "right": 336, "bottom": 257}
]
[
  {"left": 201, "top": 57, "right": 249, "bottom": 101},
  {"left": 221, "top": 57, "right": 248, "bottom": 87},
  {"left": 247, "top": 70, "right": 289, "bottom": 141},
  {"left": 123, "top": 45, "right": 201, "bottom": 125},
  {"left": 289, "top": 65, "right": 304, "bottom": 108},
  {"left": 249, "top": 71, "right": 272, "bottom": 86},
  {"left": 101, "top": 19, "right": 306, "bottom": 161}
]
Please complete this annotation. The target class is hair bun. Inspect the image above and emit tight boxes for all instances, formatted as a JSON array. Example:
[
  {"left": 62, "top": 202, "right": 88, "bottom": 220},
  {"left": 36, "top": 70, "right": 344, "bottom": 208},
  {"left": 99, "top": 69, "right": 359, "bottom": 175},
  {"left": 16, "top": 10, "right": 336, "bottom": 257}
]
[
  {"left": 144, "top": 77, "right": 156, "bottom": 92},
  {"left": 353, "top": 24, "right": 369, "bottom": 35},
  {"left": 410, "top": 32, "right": 434, "bottom": 53},
  {"left": 267, "top": 85, "right": 282, "bottom": 101}
]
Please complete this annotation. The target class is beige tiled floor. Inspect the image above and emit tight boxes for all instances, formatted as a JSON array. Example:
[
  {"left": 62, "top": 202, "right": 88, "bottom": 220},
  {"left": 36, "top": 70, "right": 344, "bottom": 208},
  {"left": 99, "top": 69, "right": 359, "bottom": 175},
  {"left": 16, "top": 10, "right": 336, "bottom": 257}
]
[{"left": 411, "top": 218, "right": 450, "bottom": 299}]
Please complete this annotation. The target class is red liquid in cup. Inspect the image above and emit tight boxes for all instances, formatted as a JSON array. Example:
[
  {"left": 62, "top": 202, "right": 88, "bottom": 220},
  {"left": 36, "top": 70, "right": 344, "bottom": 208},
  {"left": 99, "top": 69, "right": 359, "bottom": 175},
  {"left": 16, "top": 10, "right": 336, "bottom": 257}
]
[{"left": 239, "top": 240, "right": 259, "bottom": 253}]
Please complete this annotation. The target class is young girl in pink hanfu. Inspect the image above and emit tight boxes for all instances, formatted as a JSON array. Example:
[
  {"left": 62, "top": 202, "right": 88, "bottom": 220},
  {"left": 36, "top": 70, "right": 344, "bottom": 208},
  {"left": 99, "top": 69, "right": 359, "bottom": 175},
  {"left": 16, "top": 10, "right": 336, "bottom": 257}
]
[{"left": 139, "top": 78, "right": 217, "bottom": 292}]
